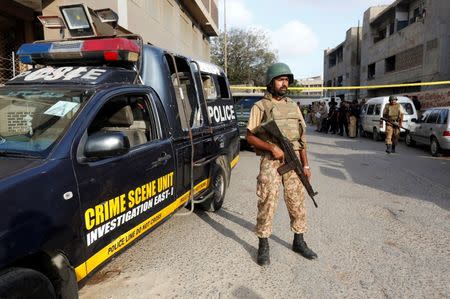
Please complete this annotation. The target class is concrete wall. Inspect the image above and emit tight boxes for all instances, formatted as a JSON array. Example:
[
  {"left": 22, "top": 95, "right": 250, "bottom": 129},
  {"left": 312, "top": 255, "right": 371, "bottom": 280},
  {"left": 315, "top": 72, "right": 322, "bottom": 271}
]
[
  {"left": 360, "top": 0, "right": 450, "bottom": 98},
  {"left": 42, "top": 0, "right": 214, "bottom": 61},
  {"left": 323, "top": 27, "right": 362, "bottom": 101}
]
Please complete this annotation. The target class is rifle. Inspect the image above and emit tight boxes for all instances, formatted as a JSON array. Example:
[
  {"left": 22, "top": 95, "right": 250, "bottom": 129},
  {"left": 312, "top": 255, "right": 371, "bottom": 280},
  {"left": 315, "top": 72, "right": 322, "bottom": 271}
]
[
  {"left": 260, "top": 120, "right": 319, "bottom": 208},
  {"left": 380, "top": 117, "right": 409, "bottom": 133}
]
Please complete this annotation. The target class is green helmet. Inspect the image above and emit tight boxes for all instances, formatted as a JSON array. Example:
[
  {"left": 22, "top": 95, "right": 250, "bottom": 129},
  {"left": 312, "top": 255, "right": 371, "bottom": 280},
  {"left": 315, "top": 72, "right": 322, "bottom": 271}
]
[
  {"left": 265, "top": 62, "right": 294, "bottom": 85},
  {"left": 389, "top": 95, "right": 398, "bottom": 101}
]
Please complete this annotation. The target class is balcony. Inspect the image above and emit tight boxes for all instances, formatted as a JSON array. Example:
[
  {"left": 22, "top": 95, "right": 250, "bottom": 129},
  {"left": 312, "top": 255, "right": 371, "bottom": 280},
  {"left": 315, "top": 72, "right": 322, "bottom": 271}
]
[{"left": 179, "top": 0, "right": 219, "bottom": 36}]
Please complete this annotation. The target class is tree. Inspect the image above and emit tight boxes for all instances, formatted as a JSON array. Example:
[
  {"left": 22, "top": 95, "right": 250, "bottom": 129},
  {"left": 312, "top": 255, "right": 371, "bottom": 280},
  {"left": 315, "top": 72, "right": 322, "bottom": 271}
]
[{"left": 211, "top": 28, "right": 278, "bottom": 86}]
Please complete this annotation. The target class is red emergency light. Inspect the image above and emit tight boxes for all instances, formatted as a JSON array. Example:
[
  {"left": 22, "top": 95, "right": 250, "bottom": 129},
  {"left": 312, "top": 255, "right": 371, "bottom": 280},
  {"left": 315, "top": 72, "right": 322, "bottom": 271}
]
[{"left": 17, "top": 37, "right": 140, "bottom": 65}]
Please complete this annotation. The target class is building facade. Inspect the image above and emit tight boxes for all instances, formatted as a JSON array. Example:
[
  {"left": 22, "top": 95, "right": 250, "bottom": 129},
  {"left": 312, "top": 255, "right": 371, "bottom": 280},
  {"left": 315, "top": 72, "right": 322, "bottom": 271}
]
[
  {"left": 0, "top": 0, "right": 219, "bottom": 84},
  {"left": 323, "top": 27, "right": 362, "bottom": 101},
  {"left": 359, "top": 0, "right": 450, "bottom": 98},
  {"left": 296, "top": 76, "right": 323, "bottom": 97}
]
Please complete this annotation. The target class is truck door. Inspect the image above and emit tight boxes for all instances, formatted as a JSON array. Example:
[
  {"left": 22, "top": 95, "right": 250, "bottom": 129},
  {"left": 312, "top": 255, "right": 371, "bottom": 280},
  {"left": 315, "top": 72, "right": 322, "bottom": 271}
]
[
  {"left": 164, "top": 54, "right": 212, "bottom": 198},
  {"left": 73, "top": 90, "right": 176, "bottom": 277}
]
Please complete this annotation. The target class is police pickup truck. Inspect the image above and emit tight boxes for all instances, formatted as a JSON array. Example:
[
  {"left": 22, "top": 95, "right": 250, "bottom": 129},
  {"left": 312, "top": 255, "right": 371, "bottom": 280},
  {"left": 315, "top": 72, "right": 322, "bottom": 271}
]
[{"left": 0, "top": 32, "right": 239, "bottom": 298}]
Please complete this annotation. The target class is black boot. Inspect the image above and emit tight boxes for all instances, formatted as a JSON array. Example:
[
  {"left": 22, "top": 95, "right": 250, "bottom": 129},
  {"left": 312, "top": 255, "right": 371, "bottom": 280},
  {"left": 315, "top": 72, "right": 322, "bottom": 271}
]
[
  {"left": 391, "top": 144, "right": 396, "bottom": 153},
  {"left": 257, "top": 238, "right": 270, "bottom": 266},
  {"left": 385, "top": 144, "right": 392, "bottom": 154},
  {"left": 292, "top": 233, "right": 317, "bottom": 260}
]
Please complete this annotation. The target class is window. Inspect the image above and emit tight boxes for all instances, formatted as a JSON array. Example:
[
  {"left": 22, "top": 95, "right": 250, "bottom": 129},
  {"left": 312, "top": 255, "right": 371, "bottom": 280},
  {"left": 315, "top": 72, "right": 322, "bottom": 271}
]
[
  {"left": 368, "top": 63, "right": 375, "bottom": 80},
  {"left": 361, "top": 104, "right": 368, "bottom": 114},
  {"left": 329, "top": 55, "right": 336, "bottom": 67},
  {"left": 374, "top": 27, "right": 386, "bottom": 43},
  {"left": 337, "top": 76, "right": 343, "bottom": 87},
  {"left": 375, "top": 104, "right": 381, "bottom": 115},
  {"left": 437, "top": 109, "right": 449, "bottom": 125},
  {"left": 367, "top": 104, "right": 375, "bottom": 115},
  {"left": 385, "top": 56, "right": 396, "bottom": 73},
  {"left": 400, "top": 103, "right": 414, "bottom": 115},
  {"left": 389, "top": 21, "right": 395, "bottom": 35},
  {"left": 0, "top": 88, "right": 85, "bottom": 157},
  {"left": 201, "top": 74, "right": 218, "bottom": 100},
  {"left": 420, "top": 110, "right": 430, "bottom": 122},
  {"left": 165, "top": 54, "right": 204, "bottom": 130},
  {"left": 217, "top": 75, "right": 230, "bottom": 99},
  {"left": 426, "top": 110, "right": 439, "bottom": 124},
  {"left": 88, "top": 95, "right": 157, "bottom": 148}
]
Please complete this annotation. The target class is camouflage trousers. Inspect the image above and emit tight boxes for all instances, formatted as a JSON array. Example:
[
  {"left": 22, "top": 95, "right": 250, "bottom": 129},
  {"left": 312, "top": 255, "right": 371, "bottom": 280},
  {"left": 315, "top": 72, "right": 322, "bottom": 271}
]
[
  {"left": 385, "top": 124, "right": 400, "bottom": 145},
  {"left": 255, "top": 154, "right": 306, "bottom": 238}
]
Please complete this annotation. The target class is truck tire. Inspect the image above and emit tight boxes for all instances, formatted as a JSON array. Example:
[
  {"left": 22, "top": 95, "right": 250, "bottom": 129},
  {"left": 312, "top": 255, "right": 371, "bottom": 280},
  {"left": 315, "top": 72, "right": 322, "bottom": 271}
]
[
  {"left": 0, "top": 268, "right": 56, "bottom": 299},
  {"left": 200, "top": 157, "right": 229, "bottom": 212}
]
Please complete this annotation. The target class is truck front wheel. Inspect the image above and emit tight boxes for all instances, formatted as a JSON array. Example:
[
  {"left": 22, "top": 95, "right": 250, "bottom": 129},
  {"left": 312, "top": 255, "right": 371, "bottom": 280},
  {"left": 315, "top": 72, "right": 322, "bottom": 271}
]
[
  {"left": 0, "top": 268, "right": 56, "bottom": 299},
  {"left": 201, "top": 157, "right": 229, "bottom": 211}
]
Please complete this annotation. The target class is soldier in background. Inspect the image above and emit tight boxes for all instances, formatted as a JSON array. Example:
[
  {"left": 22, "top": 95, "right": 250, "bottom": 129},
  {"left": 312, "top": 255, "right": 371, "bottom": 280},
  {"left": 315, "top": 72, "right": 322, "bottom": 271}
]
[
  {"left": 246, "top": 63, "right": 317, "bottom": 266},
  {"left": 382, "top": 95, "right": 404, "bottom": 153}
]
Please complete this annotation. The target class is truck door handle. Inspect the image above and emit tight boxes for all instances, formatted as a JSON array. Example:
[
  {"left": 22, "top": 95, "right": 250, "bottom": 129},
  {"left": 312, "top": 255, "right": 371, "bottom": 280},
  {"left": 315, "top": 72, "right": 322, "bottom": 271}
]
[{"left": 149, "top": 152, "right": 171, "bottom": 169}]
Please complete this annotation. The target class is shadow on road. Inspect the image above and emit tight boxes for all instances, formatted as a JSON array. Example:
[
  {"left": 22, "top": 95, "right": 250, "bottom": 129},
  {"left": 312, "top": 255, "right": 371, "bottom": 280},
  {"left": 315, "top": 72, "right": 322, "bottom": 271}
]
[
  {"left": 308, "top": 136, "right": 450, "bottom": 211},
  {"left": 196, "top": 208, "right": 293, "bottom": 255}
]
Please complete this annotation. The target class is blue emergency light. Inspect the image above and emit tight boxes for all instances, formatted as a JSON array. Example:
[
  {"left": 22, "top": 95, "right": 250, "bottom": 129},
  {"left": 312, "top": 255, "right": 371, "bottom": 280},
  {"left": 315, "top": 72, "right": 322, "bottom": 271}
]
[{"left": 17, "top": 38, "right": 140, "bottom": 65}]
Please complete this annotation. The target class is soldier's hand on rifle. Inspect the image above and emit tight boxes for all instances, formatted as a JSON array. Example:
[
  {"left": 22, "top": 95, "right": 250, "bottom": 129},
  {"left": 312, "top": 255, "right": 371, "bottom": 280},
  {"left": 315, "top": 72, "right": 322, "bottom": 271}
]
[
  {"left": 271, "top": 144, "right": 284, "bottom": 162},
  {"left": 303, "top": 166, "right": 312, "bottom": 181}
]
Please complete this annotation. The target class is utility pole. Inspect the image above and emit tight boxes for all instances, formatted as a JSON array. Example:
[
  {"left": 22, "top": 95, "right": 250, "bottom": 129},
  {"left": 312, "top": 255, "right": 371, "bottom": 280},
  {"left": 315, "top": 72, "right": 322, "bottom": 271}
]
[{"left": 223, "top": 0, "right": 228, "bottom": 76}]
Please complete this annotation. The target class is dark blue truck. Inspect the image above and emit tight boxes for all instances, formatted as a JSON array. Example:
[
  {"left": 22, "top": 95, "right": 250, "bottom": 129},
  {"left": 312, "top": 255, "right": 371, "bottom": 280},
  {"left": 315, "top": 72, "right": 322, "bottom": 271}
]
[{"left": 0, "top": 34, "right": 239, "bottom": 297}]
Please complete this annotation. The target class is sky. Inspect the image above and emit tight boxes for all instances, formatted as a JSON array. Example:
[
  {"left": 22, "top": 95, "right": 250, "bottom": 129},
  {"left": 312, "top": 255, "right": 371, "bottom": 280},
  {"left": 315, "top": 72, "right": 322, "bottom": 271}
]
[{"left": 218, "top": 0, "right": 393, "bottom": 80}]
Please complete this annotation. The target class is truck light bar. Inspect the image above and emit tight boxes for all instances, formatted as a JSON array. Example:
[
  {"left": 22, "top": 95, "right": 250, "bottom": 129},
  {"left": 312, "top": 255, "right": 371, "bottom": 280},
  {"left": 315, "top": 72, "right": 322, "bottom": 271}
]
[{"left": 17, "top": 37, "right": 140, "bottom": 65}]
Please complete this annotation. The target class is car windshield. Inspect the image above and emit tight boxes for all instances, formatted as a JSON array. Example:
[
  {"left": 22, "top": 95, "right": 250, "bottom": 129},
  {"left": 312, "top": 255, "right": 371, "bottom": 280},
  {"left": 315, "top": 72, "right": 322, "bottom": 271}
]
[
  {"left": 401, "top": 103, "right": 414, "bottom": 115},
  {"left": 0, "top": 87, "right": 88, "bottom": 158}
]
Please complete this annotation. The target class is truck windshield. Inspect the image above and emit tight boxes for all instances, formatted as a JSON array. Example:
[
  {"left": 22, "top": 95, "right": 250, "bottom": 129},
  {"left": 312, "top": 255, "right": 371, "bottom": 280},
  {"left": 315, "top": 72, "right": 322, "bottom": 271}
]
[{"left": 0, "top": 87, "right": 87, "bottom": 158}]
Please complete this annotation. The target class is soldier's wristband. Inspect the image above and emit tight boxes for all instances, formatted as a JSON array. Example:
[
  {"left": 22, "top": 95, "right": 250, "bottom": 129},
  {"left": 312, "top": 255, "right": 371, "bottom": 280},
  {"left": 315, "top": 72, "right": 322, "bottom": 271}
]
[{"left": 303, "top": 166, "right": 310, "bottom": 169}]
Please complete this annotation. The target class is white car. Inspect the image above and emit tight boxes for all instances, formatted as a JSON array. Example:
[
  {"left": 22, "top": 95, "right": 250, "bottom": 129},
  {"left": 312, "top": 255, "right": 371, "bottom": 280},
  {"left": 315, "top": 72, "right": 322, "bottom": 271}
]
[{"left": 406, "top": 107, "right": 450, "bottom": 156}]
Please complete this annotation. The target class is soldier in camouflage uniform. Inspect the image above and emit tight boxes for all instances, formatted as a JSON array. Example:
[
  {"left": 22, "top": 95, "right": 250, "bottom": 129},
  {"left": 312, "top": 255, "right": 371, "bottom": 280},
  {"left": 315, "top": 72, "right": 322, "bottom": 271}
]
[
  {"left": 382, "top": 95, "right": 404, "bottom": 153},
  {"left": 246, "top": 63, "right": 317, "bottom": 266}
]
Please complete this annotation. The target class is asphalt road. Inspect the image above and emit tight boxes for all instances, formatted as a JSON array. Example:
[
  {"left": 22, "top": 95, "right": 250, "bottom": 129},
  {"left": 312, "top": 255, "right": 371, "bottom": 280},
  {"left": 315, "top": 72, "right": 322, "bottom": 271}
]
[{"left": 79, "top": 128, "right": 450, "bottom": 299}]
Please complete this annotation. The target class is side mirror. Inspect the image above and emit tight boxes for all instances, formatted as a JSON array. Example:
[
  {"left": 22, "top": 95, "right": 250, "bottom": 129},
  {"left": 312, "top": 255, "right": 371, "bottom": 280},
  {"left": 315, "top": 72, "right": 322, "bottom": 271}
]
[{"left": 85, "top": 131, "right": 130, "bottom": 159}]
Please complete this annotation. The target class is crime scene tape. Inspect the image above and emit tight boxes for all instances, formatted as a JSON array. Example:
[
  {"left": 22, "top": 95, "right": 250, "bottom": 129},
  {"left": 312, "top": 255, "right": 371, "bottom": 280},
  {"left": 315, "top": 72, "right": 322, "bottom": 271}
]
[{"left": 230, "top": 80, "right": 450, "bottom": 91}]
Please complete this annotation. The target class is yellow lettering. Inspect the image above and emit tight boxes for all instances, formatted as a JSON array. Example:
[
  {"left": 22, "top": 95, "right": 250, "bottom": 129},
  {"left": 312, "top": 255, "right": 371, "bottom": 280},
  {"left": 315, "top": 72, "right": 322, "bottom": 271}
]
[
  {"left": 109, "top": 197, "right": 122, "bottom": 218},
  {"left": 95, "top": 204, "right": 104, "bottom": 226},
  {"left": 84, "top": 208, "right": 95, "bottom": 230},
  {"left": 151, "top": 180, "right": 156, "bottom": 196},
  {"left": 141, "top": 184, "right": 147, "bottom": 201},
  {"left": 135, "top": 187, "right": 142, "bottom": 204},
  {"left": 128, "top": 190, "right": 135, "bottom": 209},
  {"left": 120, "top": 194, "right": 126, "bottom": 213}
]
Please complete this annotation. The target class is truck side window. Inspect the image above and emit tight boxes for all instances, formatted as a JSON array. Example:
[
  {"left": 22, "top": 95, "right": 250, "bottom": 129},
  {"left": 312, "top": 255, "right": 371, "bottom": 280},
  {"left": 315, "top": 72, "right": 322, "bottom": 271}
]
[
  {"left": 216, "top": 75, "right": 230, "bottom": 99},
  {"left": 165, "top": 54, "right": 203, "bottom": 130},
  {"left": 367, "top": 104, "right": 374, "bottom": 115},
  {"left": 201, "top": 74, "right": 218, "bottom": 101},
  {"left": 88, "top": 94, "right": 159, "bottom": 148}
]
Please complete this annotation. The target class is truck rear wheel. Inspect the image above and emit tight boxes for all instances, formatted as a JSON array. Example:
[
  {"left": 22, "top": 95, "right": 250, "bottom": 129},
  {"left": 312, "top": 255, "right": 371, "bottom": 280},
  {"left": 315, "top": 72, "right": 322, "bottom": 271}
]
[
  {"left": 200, "top": 157, "right": 229, "bottom": 212},
  {"left": 0, "top": 268, "right": 56, "bottom": 299}
]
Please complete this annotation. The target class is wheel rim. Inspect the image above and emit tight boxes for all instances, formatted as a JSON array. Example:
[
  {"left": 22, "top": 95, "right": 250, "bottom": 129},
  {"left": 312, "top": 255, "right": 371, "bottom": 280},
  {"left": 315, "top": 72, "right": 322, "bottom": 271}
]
[
  {"left": 431, "top": 140, "right": 437, "bottom": 155},
  {"left": 213, "top": 172, "right": 225, "bottom": 204}
]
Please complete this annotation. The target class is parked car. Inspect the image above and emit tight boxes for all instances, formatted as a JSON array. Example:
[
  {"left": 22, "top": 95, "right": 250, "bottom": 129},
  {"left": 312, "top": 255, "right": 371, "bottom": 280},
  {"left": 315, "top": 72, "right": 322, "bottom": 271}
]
[
  {"left": 232, "top": 92, "right": 263, "bottom": 143},
  {"left": 405, "top": 107, "right": 450, "bottom": 156},
  {"left": 360, "top": 96, "right": 418, "bottom": 141}
]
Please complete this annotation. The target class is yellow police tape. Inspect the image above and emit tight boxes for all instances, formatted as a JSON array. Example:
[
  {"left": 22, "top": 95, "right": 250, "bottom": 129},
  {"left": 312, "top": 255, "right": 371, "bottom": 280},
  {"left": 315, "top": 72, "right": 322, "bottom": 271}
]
[{"left": 231, "top": 80, "right": 450, "bottom": 91}]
